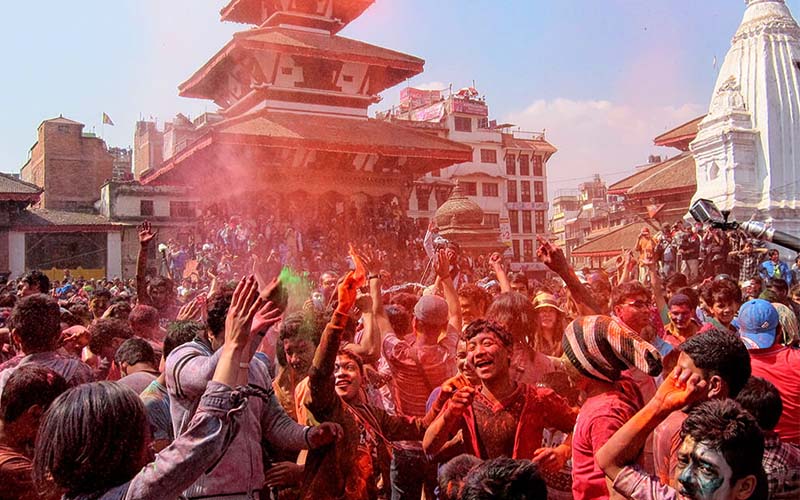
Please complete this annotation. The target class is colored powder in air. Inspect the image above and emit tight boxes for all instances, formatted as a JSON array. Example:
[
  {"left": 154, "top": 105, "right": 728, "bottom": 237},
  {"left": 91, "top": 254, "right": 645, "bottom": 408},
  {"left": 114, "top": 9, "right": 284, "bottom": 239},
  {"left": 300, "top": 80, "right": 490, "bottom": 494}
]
[{"left": 278, "top": 266, "right": 313, "bottom": 312}]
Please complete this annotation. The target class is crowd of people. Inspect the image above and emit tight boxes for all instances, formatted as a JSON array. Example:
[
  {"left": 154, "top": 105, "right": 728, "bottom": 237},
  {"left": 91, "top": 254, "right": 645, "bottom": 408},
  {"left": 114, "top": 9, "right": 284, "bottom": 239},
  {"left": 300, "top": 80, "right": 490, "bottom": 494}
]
[{"left": 0, "top": 214, "right": 797, "bottom": 500}]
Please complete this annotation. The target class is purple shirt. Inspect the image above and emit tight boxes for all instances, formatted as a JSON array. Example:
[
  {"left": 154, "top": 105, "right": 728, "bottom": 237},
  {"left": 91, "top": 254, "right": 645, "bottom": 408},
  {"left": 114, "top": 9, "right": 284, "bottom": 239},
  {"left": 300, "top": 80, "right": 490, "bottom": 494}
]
[
  {"left": 612, "top": 465, "right": 685, "bottom": 500},
  {"left": 0, "top": 351, "right": 94, "bottom": 397},
  {"left": 117, "top": 370, "right": 158, "bottom": 395},
  {"left": 65, "top": 382, "right": 247, "bottom": 500},
  {"left": 166, "top": 340, "right": 308, "bottom": 497}
]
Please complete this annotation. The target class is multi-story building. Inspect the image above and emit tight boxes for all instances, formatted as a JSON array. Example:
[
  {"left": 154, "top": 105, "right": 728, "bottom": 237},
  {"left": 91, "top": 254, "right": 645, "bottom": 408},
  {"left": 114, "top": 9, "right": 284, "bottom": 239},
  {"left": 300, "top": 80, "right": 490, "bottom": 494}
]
[
  {"left": 98, "top": 181, "right": 200, "bottom": 277},
  {"left": 20, "top": 116, "right": 114, "bottom": 210},
  {"left": 385, "top": 87, "right": 556, "bottom": 272},
  {"left": 550, "top": 190, "right": 581, "bottom": 260},
  {"left": 109, "top": 147, "right": 133, "bottom": 181}
]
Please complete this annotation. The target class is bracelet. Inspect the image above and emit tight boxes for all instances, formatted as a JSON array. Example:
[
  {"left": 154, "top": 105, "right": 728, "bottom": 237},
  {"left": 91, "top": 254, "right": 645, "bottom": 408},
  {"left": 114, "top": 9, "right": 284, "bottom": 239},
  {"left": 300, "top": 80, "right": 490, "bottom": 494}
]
[
  {"left": 238, "top": 362, "right": 250, "bottom": 369},
  {"left": 304, "top": 426, "right": 312, "bottom": 448},
  {"left": 367, "top": 274, "right": 380, "bottom": 281}
]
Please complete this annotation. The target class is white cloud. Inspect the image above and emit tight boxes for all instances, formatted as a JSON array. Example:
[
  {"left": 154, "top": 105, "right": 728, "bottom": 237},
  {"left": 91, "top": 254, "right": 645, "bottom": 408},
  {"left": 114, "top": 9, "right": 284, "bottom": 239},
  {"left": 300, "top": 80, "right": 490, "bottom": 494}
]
[
  {"left": 504, "top": 98, "right": 705, "bottom": 192},
  {"left": 412, "top": 81, "right": 448, "bottom": 91}
]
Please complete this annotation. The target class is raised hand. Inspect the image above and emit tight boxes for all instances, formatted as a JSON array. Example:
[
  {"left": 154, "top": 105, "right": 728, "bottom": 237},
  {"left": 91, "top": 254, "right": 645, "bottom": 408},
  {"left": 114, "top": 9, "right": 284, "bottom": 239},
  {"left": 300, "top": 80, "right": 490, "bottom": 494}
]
[
  {"left": 177, "top": 297, "right": 203, "bottom": 321},
  {"left": 434, "top": 249, "right": 451, "bottom": 279},
  {"left": 654, "top": 366, "right": 708, "bottom": 413},
  {"left": 138, "top": 220, "right": 157, "bottom": 246},
  {"left": 224, "top": 276, "right": 264, "bottom": 349},
  {"left": 354, "top": 291, "right": 373, "bottom": 315},
  {"left": 488, "top": 252, "right": 503, "bottom": 270},
  {"left": 536, "top": 235, "right": 567, "bottom": 270},
  {"left": 250, "top": 300, "right": 282, "bottom": 337},
  {"left": 336, "top": 271, "right": 358, "bottom": 314}
]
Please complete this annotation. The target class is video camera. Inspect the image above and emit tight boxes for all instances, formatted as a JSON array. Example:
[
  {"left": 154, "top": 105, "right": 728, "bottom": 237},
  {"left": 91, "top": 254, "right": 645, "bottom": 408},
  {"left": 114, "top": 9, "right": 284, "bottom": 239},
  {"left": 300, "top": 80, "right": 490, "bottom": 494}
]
[{"left": 689, "top": 199, "right": 800, "bottom": 253}]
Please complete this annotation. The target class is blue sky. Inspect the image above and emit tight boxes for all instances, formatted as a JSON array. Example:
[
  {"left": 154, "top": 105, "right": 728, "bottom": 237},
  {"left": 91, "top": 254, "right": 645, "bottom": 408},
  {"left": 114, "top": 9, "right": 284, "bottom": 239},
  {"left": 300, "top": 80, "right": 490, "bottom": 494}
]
[{"left": 2, "top": 0, "right": 797, "bottom": 190}]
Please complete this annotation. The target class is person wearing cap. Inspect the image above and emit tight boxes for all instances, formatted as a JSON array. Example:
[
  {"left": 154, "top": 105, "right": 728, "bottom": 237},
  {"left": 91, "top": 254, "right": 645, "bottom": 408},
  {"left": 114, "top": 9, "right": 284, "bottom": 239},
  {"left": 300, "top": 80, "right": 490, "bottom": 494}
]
[
  {"left": 532, "top": 292, "right": 568, "bottom": 357},
  {"left": 737, "top": 299, "right": 800, "bottom": 446},
  {"left": 557, "top": 315, "right": 662, "bottom": 500},
  {"left": 381, "top": 250, "right": 461, "bottom": 500}
]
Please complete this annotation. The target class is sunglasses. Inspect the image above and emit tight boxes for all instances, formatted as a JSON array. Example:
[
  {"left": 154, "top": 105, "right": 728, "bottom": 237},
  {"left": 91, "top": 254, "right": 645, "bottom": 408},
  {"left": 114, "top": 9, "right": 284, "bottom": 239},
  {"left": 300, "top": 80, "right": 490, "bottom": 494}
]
[{"left": 624, "top": 300, "right": 650, "bottom": 309}]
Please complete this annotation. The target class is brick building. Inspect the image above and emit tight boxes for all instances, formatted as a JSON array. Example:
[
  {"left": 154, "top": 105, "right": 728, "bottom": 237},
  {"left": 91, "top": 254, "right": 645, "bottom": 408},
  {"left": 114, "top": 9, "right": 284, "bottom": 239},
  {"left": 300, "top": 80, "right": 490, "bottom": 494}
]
[{"left": 20, "top": 116, "right": 113, "bottom": 210}]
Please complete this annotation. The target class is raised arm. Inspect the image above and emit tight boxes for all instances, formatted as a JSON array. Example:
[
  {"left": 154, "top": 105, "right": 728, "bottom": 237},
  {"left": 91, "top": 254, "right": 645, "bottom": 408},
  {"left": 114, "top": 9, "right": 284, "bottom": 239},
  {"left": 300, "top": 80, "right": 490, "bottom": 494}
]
[
  {"left": 435, "top": 249, "right": 462, "bottom": 334},
  {"left": 136, "top": 221, "right": 157, "bottom": 305},
  {"left": 124, "top": 276, "right": 264, "bottom": 500},
  {"left": 596, "top": 366, "right": 706, "bottom": 482},
  {"left": 307, "top": 271, "right": 359, "bottom": 417},
  {"left": 489, "top": 252, "right": 511, "bottom": 294},
  {"left": 342, "top": 250, "right": 383, "bottom": 364},
  {"left": 537, "top": 236, "right": 600, "bottom": 315}
]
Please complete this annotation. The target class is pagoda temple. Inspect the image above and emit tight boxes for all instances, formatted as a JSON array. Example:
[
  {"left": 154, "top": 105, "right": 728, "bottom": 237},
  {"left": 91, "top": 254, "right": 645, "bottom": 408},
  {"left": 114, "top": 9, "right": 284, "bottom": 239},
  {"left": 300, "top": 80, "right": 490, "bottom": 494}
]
[{"left": 141, "top": 0, "right": 472, "bottom": 206}]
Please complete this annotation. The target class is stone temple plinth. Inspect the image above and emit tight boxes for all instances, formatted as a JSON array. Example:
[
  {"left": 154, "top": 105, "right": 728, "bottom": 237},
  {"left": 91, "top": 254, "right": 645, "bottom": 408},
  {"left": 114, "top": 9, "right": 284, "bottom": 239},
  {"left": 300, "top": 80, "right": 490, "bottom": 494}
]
[
  {"left": 691, "top": 0, "right": 800, "bottom": 237},
  {"left": 434, "top": 185, "right": 504, "bottom": 256}
]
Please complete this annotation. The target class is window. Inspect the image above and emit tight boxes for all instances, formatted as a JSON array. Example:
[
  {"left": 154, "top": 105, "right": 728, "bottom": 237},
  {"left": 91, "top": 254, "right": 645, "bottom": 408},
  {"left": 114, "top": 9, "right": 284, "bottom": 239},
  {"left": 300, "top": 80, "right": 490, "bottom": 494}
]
[
  {"left": 534, "top": 181, "right": 544, "bottom": 202},
  {"left": 461, "top": 181, "right": 477, "bottom": 196},
  {"left": 57, "top": 125, "right": 70, "bottom": 133},
  {"left": 519, "top": 155, "right": 529, "bottom": 176},
  {"left": 507, "top": 180, "right": 517, "bottom": 202},
  {"left": 482, "top": 182, "right": 499, "bottom": 197},
  {"left": 342, "top": 75, "right": 354, "bottom": 82},
  {"left": 454, "top": 116, "right": 472, "bottom": 132},
  {"left": 521, "top": 181, "right": 531, "bottom": 202},
  {"left": 535, "top": 211, "right": 546, "bottom": 233},
  {"left": 523, "top": 240, "right": 534, "bottom": 261},
  {"left": 140, "top": 200, "right": 154, "bottom": 217},
  {"left": 512, "top": 240, "right": 521, "bottom": 262},
  {"left": 522, "top": 211, "right": 532, "bottom": 233},
  {"left": 484, "top": 213, "right": 500, "bottom": 228},
  {"left": 281, "top": 67, "right": 293, "bottom": 75},
  {"left": 477, "top": 117, "right": 489, "bottom": 129},
  {"left": 480, "top": 149, "right": 497, "bottom": 163},
  {"left": 533, "top": 155, "right": 543, "bottom": 176},
  {"left": 416, "top": 189, "right": 429, "bottom": 212},
  {"left": 170, "top": 201, "right": 194, "bottom": 217},
  {"left": 508, "top": 210, "right": 519, "bottom": 233},
  {"left": 505, "top": 154, "right": 516, "bottom": 175}
]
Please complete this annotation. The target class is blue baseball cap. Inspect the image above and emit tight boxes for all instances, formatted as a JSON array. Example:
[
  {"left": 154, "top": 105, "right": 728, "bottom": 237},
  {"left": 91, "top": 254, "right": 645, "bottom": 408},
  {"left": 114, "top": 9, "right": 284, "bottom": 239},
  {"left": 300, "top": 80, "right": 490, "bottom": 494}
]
[{"left": 737, "top": 299, "right": 779, "bottom": 349}]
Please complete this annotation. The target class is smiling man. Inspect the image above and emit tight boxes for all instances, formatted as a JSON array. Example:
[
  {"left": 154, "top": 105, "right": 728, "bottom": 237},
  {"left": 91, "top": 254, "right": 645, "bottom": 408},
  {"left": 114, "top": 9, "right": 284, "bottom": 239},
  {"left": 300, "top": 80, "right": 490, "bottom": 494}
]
[{"left": 423, "top": 319, "right": 576, "bottom": 471}]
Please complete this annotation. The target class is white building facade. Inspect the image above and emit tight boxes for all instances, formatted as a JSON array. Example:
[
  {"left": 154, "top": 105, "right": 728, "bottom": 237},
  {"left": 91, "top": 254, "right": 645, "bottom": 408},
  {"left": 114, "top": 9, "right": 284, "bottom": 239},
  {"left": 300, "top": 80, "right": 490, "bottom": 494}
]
[
  {"left": 391, "top": 88, "right": 556, "bottom": 272},
  {"left": 691, "top": 0, "right": 800, "bottom": 236}
]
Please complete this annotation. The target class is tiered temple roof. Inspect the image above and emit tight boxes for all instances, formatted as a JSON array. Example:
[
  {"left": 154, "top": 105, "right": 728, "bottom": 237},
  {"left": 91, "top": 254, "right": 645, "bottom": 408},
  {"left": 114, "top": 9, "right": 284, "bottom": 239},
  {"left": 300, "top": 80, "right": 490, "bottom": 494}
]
[{"left": 144, "top": 0, "right": 471, "bottom": 194}]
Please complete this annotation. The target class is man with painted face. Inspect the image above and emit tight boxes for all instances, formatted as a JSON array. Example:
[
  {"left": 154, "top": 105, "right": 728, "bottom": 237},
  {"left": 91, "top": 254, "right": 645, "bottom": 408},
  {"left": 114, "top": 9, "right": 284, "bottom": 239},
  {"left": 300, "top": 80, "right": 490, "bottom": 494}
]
[
  {"left": 272, "top": 311, "right": 322, "bottom": 422},
  {"left": 423, "top": 320, "right": 577, "bottom": 474},
  {"left": 299, "top": 270, "right": 450, "bottom": 500},
  {"left": 597, "top": 369, "right": 766, "bottom": 500}
]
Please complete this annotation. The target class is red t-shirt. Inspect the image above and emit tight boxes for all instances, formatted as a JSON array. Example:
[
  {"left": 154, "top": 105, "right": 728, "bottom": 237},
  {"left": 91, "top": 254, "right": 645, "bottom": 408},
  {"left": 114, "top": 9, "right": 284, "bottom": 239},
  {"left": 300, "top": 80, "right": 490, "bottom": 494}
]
[
  {"left": 750, "top": 345, "right": 800, "bottom": 445},
  {"left": 572, "top": 379, "right": 643, "bottom": 500}
]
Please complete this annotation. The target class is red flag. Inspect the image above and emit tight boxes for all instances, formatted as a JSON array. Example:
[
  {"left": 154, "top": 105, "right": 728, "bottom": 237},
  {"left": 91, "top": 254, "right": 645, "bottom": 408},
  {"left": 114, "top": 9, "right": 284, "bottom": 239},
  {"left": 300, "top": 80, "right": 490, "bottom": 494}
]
[{"left": 102, "top": 112, "right": 115, "bottom": 126}]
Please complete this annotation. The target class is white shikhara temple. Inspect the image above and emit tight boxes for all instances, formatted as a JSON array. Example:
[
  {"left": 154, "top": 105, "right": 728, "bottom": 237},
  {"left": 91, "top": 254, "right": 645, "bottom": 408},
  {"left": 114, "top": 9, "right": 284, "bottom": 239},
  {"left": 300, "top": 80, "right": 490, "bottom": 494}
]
[{"left": 691, "top": 0, "right": 800, "bottom": 234}]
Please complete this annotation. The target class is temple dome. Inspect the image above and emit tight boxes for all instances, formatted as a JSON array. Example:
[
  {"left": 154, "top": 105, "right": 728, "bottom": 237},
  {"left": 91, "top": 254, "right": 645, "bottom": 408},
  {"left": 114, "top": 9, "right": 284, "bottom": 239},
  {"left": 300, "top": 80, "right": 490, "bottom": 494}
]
[{"left": 434, "top": 184, "right": 485, "bottom": 227}]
